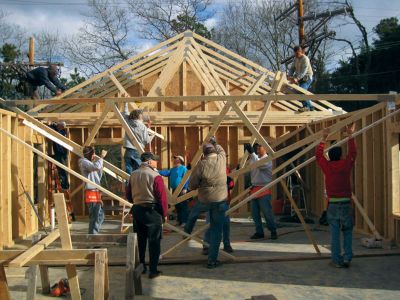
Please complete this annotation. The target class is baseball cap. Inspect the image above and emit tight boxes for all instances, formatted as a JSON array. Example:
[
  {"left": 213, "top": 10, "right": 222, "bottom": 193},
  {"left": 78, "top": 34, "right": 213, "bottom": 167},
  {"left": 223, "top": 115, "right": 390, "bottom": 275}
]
[
  {"left": 173, "top": 155, "right": 185, "bottom": 163},
  {"left": 140, "top": 152, "right": 160, "bottom": 162}
]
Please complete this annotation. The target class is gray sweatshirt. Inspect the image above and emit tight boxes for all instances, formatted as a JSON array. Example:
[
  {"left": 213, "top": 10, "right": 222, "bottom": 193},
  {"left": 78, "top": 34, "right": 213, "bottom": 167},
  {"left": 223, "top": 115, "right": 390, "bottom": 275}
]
[
  {"left": 79, "top": 157, "right": 103, "bottom": 190},
  {"left": 249, "top": 153, "right": 273, "bottom": 186},
  {"left": 289, "top": 55, "right": 313, "bottom": 82},
  {"left": 123, "top": 104, "right": 153, "bottom": 150}
]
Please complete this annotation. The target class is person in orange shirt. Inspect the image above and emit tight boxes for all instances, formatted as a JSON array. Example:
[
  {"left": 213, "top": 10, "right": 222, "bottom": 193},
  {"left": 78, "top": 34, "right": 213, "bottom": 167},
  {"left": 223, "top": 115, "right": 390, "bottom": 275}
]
[{"left": 244, "top": 143, "right": 277, "bottom": 240}]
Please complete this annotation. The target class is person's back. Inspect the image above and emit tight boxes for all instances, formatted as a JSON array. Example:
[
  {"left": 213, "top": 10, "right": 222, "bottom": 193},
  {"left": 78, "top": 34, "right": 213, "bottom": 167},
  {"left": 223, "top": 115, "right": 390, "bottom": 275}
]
[{"left": 190, "top": 144, "right": 227, "bottom": 203}]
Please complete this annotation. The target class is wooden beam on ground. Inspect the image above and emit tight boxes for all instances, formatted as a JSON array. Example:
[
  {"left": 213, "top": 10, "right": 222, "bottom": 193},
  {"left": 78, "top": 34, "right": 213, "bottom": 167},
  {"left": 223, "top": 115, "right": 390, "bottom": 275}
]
[
  {"left": 8, "top": 230, "right": 60, "bottom": 267},
  {"left": 53, "top": 193, "right": 81, "bottom": 300}
]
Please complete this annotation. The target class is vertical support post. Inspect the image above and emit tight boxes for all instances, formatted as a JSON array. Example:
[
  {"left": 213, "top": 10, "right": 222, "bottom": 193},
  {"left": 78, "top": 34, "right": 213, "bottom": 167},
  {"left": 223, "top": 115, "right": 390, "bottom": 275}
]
[
  {"left": 29, "top": 37, "right": 35, "bottom": 66},
  {"left": 39, "top": 266, "right": 50, "bottom": 294},
  {"left": 0, "top": 265, "right": 10, "bottom": 300},
  {"left": 125, "top": 232, "right": 143, "bottom": 299},
  {"left": 53, "top": 193, "right": 81, "bottom": 300},
  {"left": 298, "top": 0, "right": 305, "bottom": 46},
  {"left": 94, "top": 251, "right": 107, "bottom": 300},
  {"left": 25, "top": 234, "right": 41, "bottom": 299}
]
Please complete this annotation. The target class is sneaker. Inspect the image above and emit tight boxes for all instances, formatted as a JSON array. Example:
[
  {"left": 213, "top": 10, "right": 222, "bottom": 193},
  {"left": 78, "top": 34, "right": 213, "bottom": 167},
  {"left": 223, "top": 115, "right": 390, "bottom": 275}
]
[
  {"left": 329, "top": 261, "right": 344, "bottom": 268},
  {"left": 141, "top": 264, "right": 147, "bottom": 274},
  {"left": 343, "top": 261, "right": 351, "bottom": 268},
  {"left": 298, "top": 107, "right": 310, "bottom": 113},
  {"left": 250, "top": 233, "right": 265, "bottom": 240},
  {"left": 202, "top": 247, "right": 209, "bottom": 255},
  {"left": 148, "top": 270, "right": 162, "bottom": 279},
  {"left": 223, "top": 245, "right": 234, "bottom": 253},
  {"left": 207, "top": 261, "right": 222, "bottom": 269},
  {"left": 270, "top": 231, "right": 278, "bottom": 240}
]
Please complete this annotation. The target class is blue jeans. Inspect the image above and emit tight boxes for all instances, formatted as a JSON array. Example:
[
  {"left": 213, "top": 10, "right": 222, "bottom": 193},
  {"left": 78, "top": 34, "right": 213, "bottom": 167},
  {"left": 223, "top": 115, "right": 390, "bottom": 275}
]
[
  {"left": 173, "top": 189, "right": 189, "bottom": 225},
  {"left": 88, "top": 203, "right": 104, "bottom": 234},
  {"left": 251, "top": 194, "right": 277, "bottom": 235},
  {"left": 204, "top": 202, "right": 231, "bottom": 247},
  {"left": 299, "top": 77, "right": 314, "bottom": 110},
  {"left": 327, "top": 202, "right": 353, "bottom": 264},
  {"left": 184, "top": 201, "right": 227, "bottom": 263},
  {"left": 124, "top": 148, "right": 141, "bottom": 176}
]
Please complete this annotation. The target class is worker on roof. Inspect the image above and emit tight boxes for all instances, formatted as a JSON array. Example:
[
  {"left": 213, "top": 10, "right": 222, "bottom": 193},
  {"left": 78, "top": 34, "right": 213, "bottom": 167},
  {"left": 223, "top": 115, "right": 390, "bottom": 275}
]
[
  {"left": 79, "top": 146, "right": 107, "bottom": 234},
  {"left": 25, "top": 65, "right": 66, "bottom": 99},
  {"left": 316, "top": 124, "right": 356, "bottom": 268},
  {"left": 122, "top": 103, "right": 154, "bottom": 176},
  {"left": 159, "top": 155, "right": 189, "bottom": 226},
  {"left": 288, "top": 45, "right": 315, "bottom": 112},
  {"left": 126, "top": 152, "right": 168, "bottom": 279},
  {"left": 244, "top": 142, "right": 278, "bottom": 241},
  {"left": 187, "top": 137, "right": 228, "bottom": 269}
]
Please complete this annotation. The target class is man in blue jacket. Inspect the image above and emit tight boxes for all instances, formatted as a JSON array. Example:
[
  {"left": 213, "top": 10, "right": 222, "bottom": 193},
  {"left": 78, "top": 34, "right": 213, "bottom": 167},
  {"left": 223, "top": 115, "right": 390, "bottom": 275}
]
[{"left": 159, "top": 155, "right": 189, "bottom": 226}]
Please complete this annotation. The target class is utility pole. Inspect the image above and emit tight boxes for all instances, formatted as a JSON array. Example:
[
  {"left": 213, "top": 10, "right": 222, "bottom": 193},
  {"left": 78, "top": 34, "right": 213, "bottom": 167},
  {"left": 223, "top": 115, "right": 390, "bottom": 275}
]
[{"left": 298, "top": 0, "right": 305, "bottom": 46}]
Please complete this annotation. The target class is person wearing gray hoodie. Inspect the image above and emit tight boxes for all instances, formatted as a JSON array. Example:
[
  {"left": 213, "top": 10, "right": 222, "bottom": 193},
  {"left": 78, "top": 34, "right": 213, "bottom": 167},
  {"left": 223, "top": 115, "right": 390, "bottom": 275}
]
[{"left": 79, "top": 146, "right": 107, "bottom": 234}]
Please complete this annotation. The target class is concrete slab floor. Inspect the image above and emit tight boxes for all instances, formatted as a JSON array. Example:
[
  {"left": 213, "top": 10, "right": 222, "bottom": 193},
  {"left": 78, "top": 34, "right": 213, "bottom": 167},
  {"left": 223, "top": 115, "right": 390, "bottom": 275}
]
[
  {"left": 5, "top": 218, "right": 400, "bottom": 299},
  {"left": 5, "top": 256, "right": 400, "bottom": 299}
]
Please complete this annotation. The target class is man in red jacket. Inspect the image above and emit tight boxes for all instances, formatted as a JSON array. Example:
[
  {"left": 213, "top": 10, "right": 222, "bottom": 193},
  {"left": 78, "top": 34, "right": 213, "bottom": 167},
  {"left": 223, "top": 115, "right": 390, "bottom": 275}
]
[{"left": 316, "top": 124, "right": 356, "bottom": 268}]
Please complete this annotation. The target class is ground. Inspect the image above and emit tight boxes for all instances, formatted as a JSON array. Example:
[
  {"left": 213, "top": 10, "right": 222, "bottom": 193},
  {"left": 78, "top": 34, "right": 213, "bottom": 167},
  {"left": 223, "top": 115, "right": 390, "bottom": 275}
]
[{"left": 4, "top": 217, "right": 400, "bottom": 300}]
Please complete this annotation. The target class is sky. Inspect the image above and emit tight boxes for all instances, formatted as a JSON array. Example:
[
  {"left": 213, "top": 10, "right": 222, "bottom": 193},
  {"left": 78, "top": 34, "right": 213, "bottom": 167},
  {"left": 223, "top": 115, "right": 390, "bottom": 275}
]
[{"left": 1, "top": 0, "right": 400, "bottom": 73}]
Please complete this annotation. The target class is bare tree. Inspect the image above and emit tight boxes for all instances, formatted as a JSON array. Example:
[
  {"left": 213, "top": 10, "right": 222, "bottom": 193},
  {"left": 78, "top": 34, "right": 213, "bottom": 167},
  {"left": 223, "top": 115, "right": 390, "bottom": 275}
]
[
  {"left": 64, "top": 0, "right": 135, "bottom": 76},
  {"left": 0, "top": 9, "right": 27, "bottom": 59},
  {"left": 34, "top": 30, "right": 62, "bottom": 63},
  {"left": 126, "top": 0, "right": 212, "bottom": 41}
]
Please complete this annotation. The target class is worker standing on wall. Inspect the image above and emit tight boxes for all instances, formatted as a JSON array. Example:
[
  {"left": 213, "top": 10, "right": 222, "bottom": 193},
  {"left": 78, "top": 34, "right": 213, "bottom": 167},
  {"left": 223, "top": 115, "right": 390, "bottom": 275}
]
[
  {"left": 24, "top": 65, "right": 66, "bottom": 99},
  {"left": 159, "top": 155, "right": 189, "bottom": 226},
  {"left": 122, "top": 103, "right": 154, "bottom": 175},
  {"left": 188, "top": 137, "right": 228, "bottom": 269},
  {"left": 126, "top": 152, "right": 168, "bottom": 279},
  {"left": 288, "top": 45, "right": 315, "bottom": 112},
  {"left": 244, "top": 143, "right": 278, "bottom": 240},
  {"left": 316, "top": 124, "right": 356, "bottom": 268},
  {"left": 79, "top": 146, "right": 107, "bottom": 234}
]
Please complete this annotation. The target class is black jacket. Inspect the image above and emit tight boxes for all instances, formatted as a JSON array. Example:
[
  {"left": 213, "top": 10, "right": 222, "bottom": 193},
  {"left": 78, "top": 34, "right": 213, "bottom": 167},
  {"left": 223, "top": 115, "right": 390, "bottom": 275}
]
[{"left": 26, "top": 67, "right": 66, "bottom": 93}]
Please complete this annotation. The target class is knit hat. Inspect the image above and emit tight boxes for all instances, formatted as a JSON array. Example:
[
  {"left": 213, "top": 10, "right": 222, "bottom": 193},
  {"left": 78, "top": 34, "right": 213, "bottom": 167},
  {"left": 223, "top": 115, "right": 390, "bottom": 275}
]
[{"left": 202, "top": 143, "right": 216, "bottom": 155}]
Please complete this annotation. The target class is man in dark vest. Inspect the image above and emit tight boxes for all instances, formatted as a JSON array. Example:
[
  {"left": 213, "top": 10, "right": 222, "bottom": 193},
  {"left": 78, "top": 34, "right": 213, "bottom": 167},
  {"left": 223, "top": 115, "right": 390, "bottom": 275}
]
[
  {"left": 25, "top": 65, "right": 66, "bottom": 99},
  {"left": 126, "top": 152, "right": 168, "bottom": 279}
]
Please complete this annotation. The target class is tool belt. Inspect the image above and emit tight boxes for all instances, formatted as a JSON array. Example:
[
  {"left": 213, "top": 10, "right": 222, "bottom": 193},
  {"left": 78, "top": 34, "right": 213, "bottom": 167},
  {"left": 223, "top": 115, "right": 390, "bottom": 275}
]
[
  {"left": 250, "top": 186, "right": 272, "bottom": 198},
  {"left": 85, "top": 189, "right": 101, "bottom": 203}
]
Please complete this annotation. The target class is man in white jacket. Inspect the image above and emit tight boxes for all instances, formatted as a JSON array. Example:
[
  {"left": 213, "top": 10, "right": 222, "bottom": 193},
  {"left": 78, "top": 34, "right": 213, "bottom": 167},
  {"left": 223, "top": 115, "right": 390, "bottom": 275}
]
[{"left": 244, "top": 143, "right": 278, "bottom": 240}]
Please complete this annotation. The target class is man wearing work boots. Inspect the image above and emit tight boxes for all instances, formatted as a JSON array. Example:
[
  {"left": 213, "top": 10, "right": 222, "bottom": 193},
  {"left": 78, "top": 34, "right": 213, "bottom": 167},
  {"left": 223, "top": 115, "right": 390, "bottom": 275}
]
[
  {"left": 244, "top": 143, "right": 278, "bottom": 240},
  {"left": 316, "top": 124, "right": 356, "bottom": 268},
  {"left": 188, "top": 137, "right": 228, "bottom": 268},
  {"left": 126, "top": 152, "right": 168, "bottom": 278}
]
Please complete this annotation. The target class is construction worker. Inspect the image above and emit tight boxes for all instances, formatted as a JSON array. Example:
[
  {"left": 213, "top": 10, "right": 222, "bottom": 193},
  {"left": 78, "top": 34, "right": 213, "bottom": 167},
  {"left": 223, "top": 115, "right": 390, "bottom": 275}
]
[
  {"left": 244, "top": 143, "right": 278, "bottom": 240},
  {"left": 159, "top": 155, "right": 189, "bottom": 226},
  {"left": 25, "top": 65, "right": 66, "bottom": 99},
  {"left": 122, "top": 103, "right": 154, "bottom": 175},
  {"left": 79, "top": 146, "right": 107, "bottom": 234},
  {"left": 188, "top": 137, "right": 228, "bottom": 269},
  {"left": 316, "top": 124, "right": 356, "bottom": 268},
  {"left": 288, "top": 45, "right": 314, "bottom": 112},
  {"left": 126, "top": 152, "right": 168, "bottom": 279},
  {"left": 49, "top": 121, "right": 75, "bottom": 221}
]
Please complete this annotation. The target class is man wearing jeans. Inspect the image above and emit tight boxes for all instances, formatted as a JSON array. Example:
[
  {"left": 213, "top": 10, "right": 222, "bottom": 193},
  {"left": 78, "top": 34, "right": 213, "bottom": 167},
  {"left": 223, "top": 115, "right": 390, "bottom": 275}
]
[
  {"left": 244, "top": 143, "right": 278, "bottom": 240},
  {"left": 188, "top": 137, "right": 228, "bottom": 268},
  {"left": 79, "top": 146, "right": 107, "bottom": 234},
  {"left": 316, "top": 124, "right": 356, "bottom": 268},
  {"left": 288, "top": 45, "right": 314, "bottom": 112},
  {"left": 122, "top": 103, "right": 154, "bottom": 175}
]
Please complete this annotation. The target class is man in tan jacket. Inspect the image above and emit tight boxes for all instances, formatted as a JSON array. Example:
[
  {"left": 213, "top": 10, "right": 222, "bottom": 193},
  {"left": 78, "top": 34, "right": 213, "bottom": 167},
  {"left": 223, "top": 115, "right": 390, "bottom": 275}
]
[{"left": 187, "top": 137, "right": 228, "bottom": 269}]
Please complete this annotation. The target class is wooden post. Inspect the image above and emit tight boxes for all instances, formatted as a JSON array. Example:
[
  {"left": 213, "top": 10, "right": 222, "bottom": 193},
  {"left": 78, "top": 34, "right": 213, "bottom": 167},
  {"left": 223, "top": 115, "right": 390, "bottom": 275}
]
[
  {"left": 39, "top": 265, "right": 50, "bottom": 294},
  {"left": 352, "top": 194, "right": 383, "bottom": 240},
  {"left": 0, "top": 265, "right": 10, "bottom": 300},
  {"left": 125, "top": 233, "right": 142, "bottom": 299},
  {"left": 53, "top": 193, "right": 81, "bottom": 300},
  {"left": 25, "top": 234, "right": 41, "bottom": 299},
  {"left": 29, "top": 37, "right": 35, "bottom": 66},
  {"left": 94, "top": 251, "right": 106, "bottom": 300}
]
